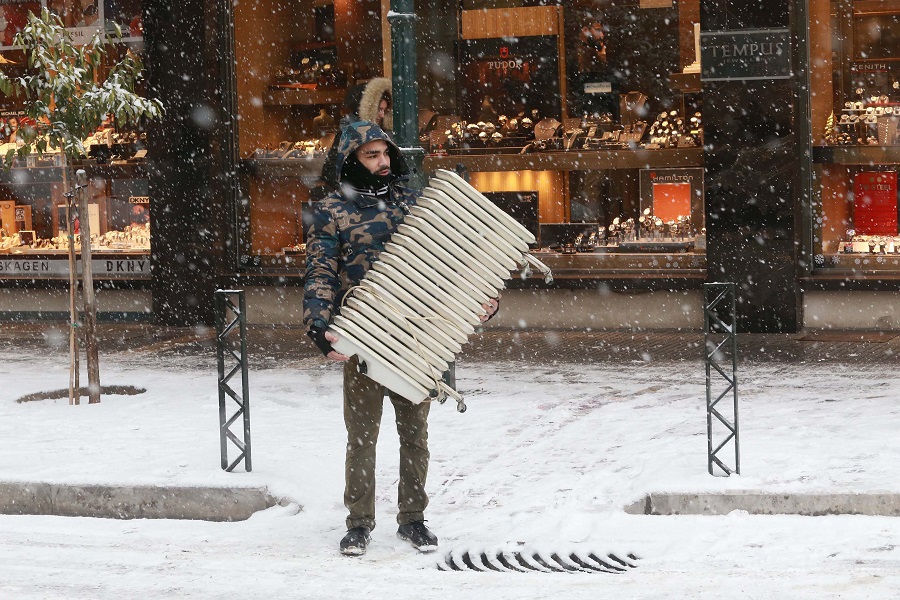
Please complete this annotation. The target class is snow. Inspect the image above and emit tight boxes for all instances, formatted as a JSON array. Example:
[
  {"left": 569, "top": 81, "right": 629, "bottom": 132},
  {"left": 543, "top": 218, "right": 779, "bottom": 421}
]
[{"left": 1, "top": 347, "right": 899, "bottom": 598}]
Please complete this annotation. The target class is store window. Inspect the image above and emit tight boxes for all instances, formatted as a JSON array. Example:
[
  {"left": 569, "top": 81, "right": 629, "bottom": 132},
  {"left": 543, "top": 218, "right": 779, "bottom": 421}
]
[
  {"left": 235, "top": 0, "right": 385, "bottom": 271},
  {"left": 236, "top": 0, "right": 705, "bottom": 280},
  {"left": 811, "top": 0, "right": 900, "bottom": 275},
  {"left": 423, "top": 0, "right": 705, "bottom": 279},
  {"left": 0, "top": 0, "right": 149, "bottom": 280}
]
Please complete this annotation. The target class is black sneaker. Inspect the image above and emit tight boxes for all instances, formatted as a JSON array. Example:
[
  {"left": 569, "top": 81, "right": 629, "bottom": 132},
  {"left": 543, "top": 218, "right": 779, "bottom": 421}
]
[
  {"left": 340, "top": 526, "right": 371, "bottom": 556},
  {"left": 397, "top": 521, "right": 438, "bottom": 552}
]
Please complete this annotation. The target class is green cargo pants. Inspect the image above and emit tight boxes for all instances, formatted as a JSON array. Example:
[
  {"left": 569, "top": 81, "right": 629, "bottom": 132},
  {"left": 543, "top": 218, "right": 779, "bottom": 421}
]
[{"left": 343, "top": 356, "right": 431, "bottom": 531}]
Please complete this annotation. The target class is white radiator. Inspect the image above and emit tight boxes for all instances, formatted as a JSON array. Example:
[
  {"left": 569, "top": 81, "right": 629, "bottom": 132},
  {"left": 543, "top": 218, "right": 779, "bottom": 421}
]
[{"left": 329, "top": 169, "right": 553, "bottom": 412}]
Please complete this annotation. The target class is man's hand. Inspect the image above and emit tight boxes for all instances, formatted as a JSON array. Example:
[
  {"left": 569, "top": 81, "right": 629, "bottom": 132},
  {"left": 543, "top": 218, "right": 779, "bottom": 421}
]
[
  {"left": 308, "top": 321, "right": 349, "bottom": 361},
  {"left": 323, "top": 330, "right": 349, "bottom": 361},
  {"left": 480, "top": 295, "right": 501, "bottom": 323}
]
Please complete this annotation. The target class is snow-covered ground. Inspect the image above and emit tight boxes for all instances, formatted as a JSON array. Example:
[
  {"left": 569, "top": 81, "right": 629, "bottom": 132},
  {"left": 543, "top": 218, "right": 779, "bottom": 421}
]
[{"left": 1, "top": 348, "right": 899, "bottom": 599}]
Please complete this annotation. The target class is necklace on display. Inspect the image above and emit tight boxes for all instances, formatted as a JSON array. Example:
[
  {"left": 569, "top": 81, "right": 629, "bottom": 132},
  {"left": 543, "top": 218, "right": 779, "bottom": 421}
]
[{"left": 625, "top": 92, "right": 646, "bottom": 110}]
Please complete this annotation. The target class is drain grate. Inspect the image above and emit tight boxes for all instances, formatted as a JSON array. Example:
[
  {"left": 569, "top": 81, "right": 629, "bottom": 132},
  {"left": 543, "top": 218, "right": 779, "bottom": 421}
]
[{"left": 437, "top": 550, "right": 639, "bottom": 573}]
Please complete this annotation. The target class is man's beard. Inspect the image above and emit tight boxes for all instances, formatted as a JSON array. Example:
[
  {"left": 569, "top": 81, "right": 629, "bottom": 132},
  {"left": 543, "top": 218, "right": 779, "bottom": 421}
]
[{"left": 342, "top": 155, "right": 394, "bottom": 192}]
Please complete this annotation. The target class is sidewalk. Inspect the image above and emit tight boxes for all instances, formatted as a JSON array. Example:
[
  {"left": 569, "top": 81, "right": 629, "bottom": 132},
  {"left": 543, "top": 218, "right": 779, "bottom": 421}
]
[
  {"left": 1, "top": 321, "right": 899, "bottom": 598},
  {"left": 2, "top": 321, "right": 899, "bottom": 367}
]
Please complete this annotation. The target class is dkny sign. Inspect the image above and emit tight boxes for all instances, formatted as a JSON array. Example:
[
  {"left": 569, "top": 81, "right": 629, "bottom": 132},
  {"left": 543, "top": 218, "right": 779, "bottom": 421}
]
[
  {"left": 0, "top": 258, "right": 150, "bottom": 278},
  {"left": 701, "top": 28, "right": 792, "bottom": 82}
]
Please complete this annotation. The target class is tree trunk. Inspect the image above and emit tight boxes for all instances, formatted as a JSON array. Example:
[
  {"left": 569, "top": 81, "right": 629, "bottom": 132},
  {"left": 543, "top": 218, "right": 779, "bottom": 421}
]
[
  {"left": 75, "top": 168, "right": 101, "bottom": 404},
  {"left": 65, "top": 167, "right": 80, "bottom": 406}
]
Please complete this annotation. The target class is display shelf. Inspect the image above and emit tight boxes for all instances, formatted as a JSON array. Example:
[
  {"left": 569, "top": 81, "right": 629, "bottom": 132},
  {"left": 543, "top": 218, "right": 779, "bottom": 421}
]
[
  {"left": 242, "top": 151, "right": 699, "bottom": 178},
  {"left": 802, "top": 273, "right": 900, "bottom": 291},
  {"left": 423, "top": 148, "right": 703, "bottom": 173},
  {"left": 238, "top": 253, "right": 305, "bottom": 272},
  {"left": 0, "top": 165, "right": 65, "bottom": 184},
  {"left": 610, "top": 240, "right": 695, "bottom": 253},
  {"left": 669, "top": 72, "right": 701, "bottom": 93},
  {"left": 81, "top": 162, "right": 149, "bottom": 177},
  {"left": 291, "top": 41, "right": 338, "bottom": 52},
  {"left": 816, "top": 252, "right": 900, "bottom": 271},
  {"left": 263, "top": 88, "right": 346, "bottom": 107},
  {"left": 0, "top": 160, "right": 148, "bottom": 183},
  {"left": 530, "top": 251, "right": 705, "bottom": 279},
  {"left": 812, "top": 145, "right": 900, "bottom": 165}
]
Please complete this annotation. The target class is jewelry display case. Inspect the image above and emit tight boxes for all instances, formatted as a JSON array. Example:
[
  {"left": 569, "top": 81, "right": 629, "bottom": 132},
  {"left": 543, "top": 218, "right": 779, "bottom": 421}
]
[
  {"left": 0, "top": 163, "right": 150, "bottom": 281},
  {"left": 809, "top": 0, "right": 900, "bottom": 281},
  {"left": 435, "top": 3, "right": 705, "bottom": 286},
  {"left": 0, "top": 4, "right": 150, "bottom": 284}
]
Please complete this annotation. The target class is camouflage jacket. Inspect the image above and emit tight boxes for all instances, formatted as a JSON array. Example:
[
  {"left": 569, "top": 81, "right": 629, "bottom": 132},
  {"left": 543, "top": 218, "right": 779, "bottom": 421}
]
[{"left": 303, "top": 121, "right": 419, "bottom": 328}]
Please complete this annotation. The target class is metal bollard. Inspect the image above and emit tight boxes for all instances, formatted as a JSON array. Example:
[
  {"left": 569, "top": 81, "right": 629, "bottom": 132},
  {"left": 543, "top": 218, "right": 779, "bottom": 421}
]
[
  {"left": 442, "top": 361, "right": 456, "bottom": 389},
  {"left": 703, "top": 282, "right": 740, "bottom": 476},
  {"left": 215, "top": 289, "right": 252, "bottom": 472}
]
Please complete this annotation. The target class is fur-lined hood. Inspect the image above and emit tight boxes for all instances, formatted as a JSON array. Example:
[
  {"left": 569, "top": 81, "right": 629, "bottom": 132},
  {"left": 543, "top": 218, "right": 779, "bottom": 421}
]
[
  {"left": 356, "top": 77, "right": 392, "bottom": 132},
  {"left": 318, "top": 78, "right": 394, "bottom": 191}
]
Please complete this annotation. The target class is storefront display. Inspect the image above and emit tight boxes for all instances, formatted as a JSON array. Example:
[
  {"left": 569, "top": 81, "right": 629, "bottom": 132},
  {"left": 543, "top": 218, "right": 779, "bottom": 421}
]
[
  {"left": 233, "top": 0, "right": 706, "bottom": 283},
  {"left": 420, "top": 3, "right": 704, "bottom": 278},
  {"left": 0, "top": 1, "right": 150, "bottom": 283},
  {"left": 811, "top": 0, "right": 900, "bottom": 277},
  {"left": 0, "top": 163, "right": 150, "bottom": 279}
]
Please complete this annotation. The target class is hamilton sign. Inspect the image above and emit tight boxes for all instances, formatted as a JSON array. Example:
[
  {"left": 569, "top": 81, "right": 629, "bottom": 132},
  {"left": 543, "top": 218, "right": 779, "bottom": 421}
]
[{"left": 701, "top": 28, "right": 792, "bottom": 82}]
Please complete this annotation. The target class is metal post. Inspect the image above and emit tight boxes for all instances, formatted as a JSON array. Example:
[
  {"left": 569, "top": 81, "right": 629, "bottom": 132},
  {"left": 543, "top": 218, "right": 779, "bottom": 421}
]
[
  {"left": 216, "top": 0, "right": 242, "bottom": 273},
  {"left": 442, "top": 361, "right": 455, "bottom": 389},
  {"left": 215, "top": 289, "right": 252, "bottom": 472},
  {"left": 703, "top": 282, "right": 740, "bottom": 476},
  {"left": 388, "top": 0, "right": 426, "bottom": 189}
]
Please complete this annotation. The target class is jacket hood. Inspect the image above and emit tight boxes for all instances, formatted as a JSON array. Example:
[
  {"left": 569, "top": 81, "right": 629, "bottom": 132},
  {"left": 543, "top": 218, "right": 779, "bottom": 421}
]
[
  {"left": 335, "top": 121, "right": 409, "bottom": 184},
  {"left": 357, "top": 77, "right": 393, "bottom": 131}
]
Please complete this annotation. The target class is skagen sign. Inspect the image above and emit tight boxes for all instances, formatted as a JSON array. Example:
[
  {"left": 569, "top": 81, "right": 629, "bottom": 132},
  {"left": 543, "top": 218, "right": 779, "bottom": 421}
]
[
  {"left": 701, "top": 28, "right": 792, "bottom": 82},
  {"left": 0, "top": 258, "right": 150, "bottom": 278}
]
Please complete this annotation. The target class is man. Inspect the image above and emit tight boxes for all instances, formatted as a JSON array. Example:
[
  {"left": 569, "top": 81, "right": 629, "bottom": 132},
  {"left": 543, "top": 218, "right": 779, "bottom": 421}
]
[{"left": 303, "top": 121, "right": 499, "bottom": 557}]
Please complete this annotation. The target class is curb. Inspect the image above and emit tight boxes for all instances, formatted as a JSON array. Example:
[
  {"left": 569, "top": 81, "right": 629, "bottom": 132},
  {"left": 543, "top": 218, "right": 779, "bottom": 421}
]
[
  {"left": 625, "top": 492, "right": 900, "bottom": 517},
  {"left": 0, "top": 482, "right": 285, "bottom": 521}
]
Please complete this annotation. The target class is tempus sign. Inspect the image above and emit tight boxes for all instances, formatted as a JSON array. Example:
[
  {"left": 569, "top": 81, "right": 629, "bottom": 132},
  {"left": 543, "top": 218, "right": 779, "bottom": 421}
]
[{"left": 701, "top": 28, "right": 792, "bottom": 82}]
